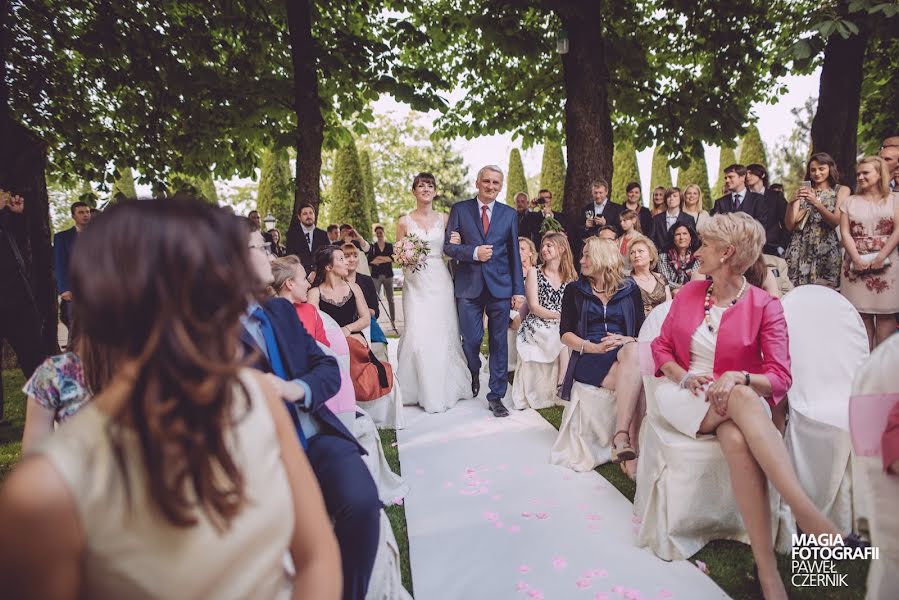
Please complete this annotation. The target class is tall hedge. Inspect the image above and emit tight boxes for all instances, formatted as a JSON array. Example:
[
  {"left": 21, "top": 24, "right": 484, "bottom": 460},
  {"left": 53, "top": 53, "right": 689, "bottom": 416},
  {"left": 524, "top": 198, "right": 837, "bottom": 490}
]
[
  {"left": 195, "top": 171, "right": 218, "bottom": 204},
  {"left": 650, "top": 146, "right": 672, "bottom": 191},
  {"left": 739, "top": 125, "right": 768, "bottom": 167},
  {"left": 714, "top": 145, "right": 738, "bottom": 196},
  {"left": 611, "top": 140, "right": 641, "bottom": 201},
  {"left": 111, "top": 166, "right": 137, "bottom": 200},
  {"left": 505, "top": 148, "right": 528, "bottom": 205},
  {"left": 540, "top": 138, "right": 566, "bottom": 211},
  {"left": 330, "top": 137, "right": 371, "bottom": 236},
  {"left": 677, "top": 149, "right": 712, "bottom": 210},
  {"left": 359, "top": 150, "right": 378, "bottom": 232},
  {"left": 256, "top": 148, "right": 294, "bottom": 232}
]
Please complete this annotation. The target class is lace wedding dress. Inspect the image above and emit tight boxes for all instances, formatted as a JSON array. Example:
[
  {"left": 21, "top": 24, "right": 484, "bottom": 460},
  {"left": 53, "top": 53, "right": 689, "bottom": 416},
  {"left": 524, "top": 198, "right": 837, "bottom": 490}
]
[{"left": 397, "top": 213, "right": 471, "bottom": 412}]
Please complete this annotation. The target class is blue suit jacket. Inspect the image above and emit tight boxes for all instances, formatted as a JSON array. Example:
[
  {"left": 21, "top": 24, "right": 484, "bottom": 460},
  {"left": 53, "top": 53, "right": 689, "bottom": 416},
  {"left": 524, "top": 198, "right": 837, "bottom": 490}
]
[
  {"left": 53, "top": 227, "right": 78, "bottom": 294},
  {"left": 240, "top": 297, "right": 363, "bottom": 453},
  {"left": 443, "top": 199, "right": 525, "bottom": 299}
]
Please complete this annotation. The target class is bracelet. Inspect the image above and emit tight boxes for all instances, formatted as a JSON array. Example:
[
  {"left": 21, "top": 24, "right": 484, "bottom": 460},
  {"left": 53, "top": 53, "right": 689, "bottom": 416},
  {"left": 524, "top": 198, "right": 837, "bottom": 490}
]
[
  {"left": 678, "top": 373, "right": 692, "bottom": 389},
  {"left": 579, "top": 339, "right": 587, "bottom": 354}
]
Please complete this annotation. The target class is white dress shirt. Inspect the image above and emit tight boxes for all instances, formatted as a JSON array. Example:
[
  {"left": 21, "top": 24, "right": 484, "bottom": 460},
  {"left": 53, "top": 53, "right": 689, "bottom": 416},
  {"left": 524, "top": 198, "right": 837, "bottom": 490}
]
[{"left": 301, "top": 223, "right": 315, "bottom": 251}]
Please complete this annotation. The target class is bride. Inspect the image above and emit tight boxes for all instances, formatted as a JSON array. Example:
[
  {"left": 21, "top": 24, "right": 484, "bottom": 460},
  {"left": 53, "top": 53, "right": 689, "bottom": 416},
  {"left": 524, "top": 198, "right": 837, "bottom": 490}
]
[{"left": 395, "top": 172, "right": 471, "bottom": 412}]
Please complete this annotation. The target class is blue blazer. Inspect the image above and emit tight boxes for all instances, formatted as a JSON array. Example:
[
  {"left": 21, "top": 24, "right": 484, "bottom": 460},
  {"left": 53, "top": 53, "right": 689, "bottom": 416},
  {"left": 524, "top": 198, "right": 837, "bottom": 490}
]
[
  {"left": 443, "top": 199, "right": 525, "bottom": 299},
  {"left": 240, "top": 297, "right": 363, "bottom": 453},
  {"left": 53, "top": 227, "right": 78, "bottom": 294}
]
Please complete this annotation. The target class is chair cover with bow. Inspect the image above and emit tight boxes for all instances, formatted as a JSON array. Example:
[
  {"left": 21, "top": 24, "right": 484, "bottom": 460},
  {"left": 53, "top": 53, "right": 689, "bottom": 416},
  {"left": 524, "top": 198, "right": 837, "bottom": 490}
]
[
  {"left": 849, "top": 333, "right": 899, "bottom": 599},
  {"left": 782, "top": 285, "right": 869, "bottom": 535}
]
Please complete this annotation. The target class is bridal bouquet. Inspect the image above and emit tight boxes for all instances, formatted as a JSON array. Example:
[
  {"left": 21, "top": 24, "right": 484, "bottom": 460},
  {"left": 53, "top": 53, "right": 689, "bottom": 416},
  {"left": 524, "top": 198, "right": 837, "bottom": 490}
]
[{"left": 393, "top": 233, "right": 430, "bottom": 273}]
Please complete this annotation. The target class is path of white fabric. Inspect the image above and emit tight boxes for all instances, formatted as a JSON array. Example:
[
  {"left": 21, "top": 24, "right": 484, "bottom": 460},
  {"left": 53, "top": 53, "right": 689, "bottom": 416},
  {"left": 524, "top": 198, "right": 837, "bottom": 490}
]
[{"left": 393, "top": 345, "right": 730, "bottom": 599}]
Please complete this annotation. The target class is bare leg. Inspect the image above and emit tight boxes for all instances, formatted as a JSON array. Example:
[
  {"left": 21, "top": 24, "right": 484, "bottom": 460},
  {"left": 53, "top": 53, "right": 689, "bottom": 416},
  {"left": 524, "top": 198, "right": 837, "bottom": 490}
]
[
  {"left": 717, "top": 420, "right": 787, "bottom": 600},
  {"left": 874, "top": 315, "right": 897, "bottom": 348},
  {"left": 860, "top": 313, "right": 875, "bottom": 350},
  {"left": 601, "top": 342, "right": 643, "bottom": 438},
  {"left": 726, "top": 387, "right": 839, "bottom": 538},
  {"left": 771, "top": 398, "right": 788, "bottom": 435}
]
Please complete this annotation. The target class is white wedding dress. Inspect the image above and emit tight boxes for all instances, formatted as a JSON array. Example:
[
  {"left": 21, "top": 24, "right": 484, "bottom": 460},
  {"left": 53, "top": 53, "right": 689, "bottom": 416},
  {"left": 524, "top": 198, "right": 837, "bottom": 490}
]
[{"left": 397, "top": 213, "right": 471, "bottom": 413}]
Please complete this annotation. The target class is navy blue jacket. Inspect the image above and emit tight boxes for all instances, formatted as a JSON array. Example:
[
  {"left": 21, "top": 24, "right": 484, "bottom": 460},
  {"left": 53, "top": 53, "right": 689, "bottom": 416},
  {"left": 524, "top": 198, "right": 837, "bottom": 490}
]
[
  {"left": 53, "top": 226, "right": 78, "bottom": 294},
  {"left": 240, "top": 296, "right": 363, "bottom": 453}
]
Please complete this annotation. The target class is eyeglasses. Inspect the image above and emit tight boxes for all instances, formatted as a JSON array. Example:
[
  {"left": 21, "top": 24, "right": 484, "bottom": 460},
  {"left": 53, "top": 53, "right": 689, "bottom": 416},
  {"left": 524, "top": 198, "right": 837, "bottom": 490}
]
[{"left": 249, "top": 241, "right": 273, "bottom": 256}]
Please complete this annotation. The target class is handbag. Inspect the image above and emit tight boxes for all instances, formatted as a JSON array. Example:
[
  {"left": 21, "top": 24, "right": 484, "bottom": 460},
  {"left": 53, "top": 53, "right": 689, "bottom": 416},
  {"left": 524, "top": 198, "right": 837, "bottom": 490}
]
[
  {"left": 851, "top": 253, "right": 892, "bottom": 272},
  {"left": 347, "top": 335, "right": 394, "bottom": 401},
  {"left": 794, "top": 206, "right": 811, "bottom": 231}
]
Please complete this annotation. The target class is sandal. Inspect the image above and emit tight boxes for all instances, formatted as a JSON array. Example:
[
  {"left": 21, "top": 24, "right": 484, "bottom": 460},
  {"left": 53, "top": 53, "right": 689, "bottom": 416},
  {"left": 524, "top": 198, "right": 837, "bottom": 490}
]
[
  {"left": 611, "top": 430, "right": 637, "bottom": 464},
  {"left": 619, "top": 461, "right": 636, "bottom": 481}
]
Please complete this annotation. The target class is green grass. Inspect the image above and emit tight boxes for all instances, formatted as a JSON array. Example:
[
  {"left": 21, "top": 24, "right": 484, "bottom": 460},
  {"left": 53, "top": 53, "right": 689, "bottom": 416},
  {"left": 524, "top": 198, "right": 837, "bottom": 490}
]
[
  {"left": 536, "top": 405, "right": 868, "bottom": 600},
  {"left": 379, "top": 428, "right": 413, "bottom": 595},
  {"left": 0, "top": 369, "right": 26, "bottom": 483}
]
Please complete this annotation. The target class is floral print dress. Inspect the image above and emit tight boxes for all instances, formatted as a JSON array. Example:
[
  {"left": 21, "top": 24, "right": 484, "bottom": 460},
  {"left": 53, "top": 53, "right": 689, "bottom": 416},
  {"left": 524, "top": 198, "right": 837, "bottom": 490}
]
[
  {"left": 840, "top": 194, "right": 899, "bottom": 314},
  {"left": 517, "top": 269, "right": 567, "bottom": 363},
  {"left": 22, "top": 352, "right": 91, "bottom": 423},
  {"left": 785, "top": 186, "right": 842, "bottom": 288}
]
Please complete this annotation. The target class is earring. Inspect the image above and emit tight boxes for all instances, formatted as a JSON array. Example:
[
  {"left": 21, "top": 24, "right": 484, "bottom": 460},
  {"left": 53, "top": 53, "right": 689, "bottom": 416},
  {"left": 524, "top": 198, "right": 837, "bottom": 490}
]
[{"left": 720, "top": 257, "right": 725, "bottom": 263}]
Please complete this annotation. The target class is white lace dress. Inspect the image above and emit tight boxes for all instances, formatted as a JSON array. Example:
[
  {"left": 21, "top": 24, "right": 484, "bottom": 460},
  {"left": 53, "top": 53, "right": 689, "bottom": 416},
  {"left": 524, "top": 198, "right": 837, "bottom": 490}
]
[{"left": 397, "top": 214, "right": 471, "bottom": 412}]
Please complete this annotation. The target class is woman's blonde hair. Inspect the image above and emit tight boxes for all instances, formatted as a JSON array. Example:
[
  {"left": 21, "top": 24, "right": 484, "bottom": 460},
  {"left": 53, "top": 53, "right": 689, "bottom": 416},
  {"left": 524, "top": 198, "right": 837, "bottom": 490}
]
[
  {"left": 270, "top": 255, "right": 302, "bottom": 296},
  {"left": 540, "top": 231, "right": 577, "bottom": 283},
  {"left": 581, "top": 237, "right": 625, "bottom": 295},
  {"left": 683, "top": 184, "right": 703, "bottom": 212},
  {"left": 698, "top": 212, "right": 765, "bottom": 274},
  {"left": 857, "top": 156, "right": 891, "bottom": 201},
  {"left": 628, "top": 234, "right": 659, "bottom": 270},
  {"left": 518, "top": 236, "right": 537, "bottom": 268}
]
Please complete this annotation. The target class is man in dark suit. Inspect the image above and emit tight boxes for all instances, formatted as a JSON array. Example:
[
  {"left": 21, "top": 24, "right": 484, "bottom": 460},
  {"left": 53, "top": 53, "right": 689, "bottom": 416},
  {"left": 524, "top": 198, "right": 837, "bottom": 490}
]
[
  {"left": 746, "top": 163, "right": 789, "bottom": 256},
  {"left": 513, "top": 190, "right": 543, "bottom": 247},
  {"left": 581, "top": 179, "right": 624, "bottom": 239},
  {"left": 53, "top": 201, "right": 91, "bottom": 331},
  {"left": 243, "top": 229, "right": 380, "bottom": 600},
  {"left": 711, "top": 164, "right": 770, "bottom": 244},
  {"left": 650, "top": 194, "right": 696, "bottom": 252},
  {"left": 622, "top": 182, "right": 654, "bottom": 238},
  {"left": 285, "top": 204, "right": 330, "bottom": 274}
]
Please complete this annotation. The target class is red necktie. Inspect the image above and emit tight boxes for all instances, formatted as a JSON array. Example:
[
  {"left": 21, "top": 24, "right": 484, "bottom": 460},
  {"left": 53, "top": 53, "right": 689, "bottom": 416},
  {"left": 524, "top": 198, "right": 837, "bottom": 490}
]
[{"left": 481, "top": 205, "right": 490, "bottom": 234}]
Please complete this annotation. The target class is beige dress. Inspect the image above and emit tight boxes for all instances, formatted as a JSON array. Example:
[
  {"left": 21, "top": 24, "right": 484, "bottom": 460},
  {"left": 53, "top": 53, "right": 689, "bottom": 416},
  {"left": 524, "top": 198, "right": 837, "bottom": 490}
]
[
  {"left": 36, "top": 369, "right": 294, "bottom": 600},
  {"left": 840, "top": 193, "right": 899, "bottom": 314}
]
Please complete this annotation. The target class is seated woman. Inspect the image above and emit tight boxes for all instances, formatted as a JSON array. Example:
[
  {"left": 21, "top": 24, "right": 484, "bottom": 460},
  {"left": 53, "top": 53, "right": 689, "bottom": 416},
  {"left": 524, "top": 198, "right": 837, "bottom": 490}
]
[
  {"left": 511, "top": 232, "right": 577, "bottom": 409},
  {"left": 308, "top": 245, "right": 371, "bottom": 347},
  {"left": 657, "top": 222, "right": 700, "bottom": 296},
  {"left": 340, "top": 242, "right": 389, "bottom": 347},
  {"left": 628, "top": 235, "right": 671, "bottom": 316},
  {"left": 20, "top": 319, "right": 114, "bottom": 454},
  {"left": 559, "top": 237, "right": 645, "bottom": 477},
  {"left": 270, "top": 255, "right": 328, "bottom": 346},
  {"left": 0, "top": 198, "right": 340, "bottom": 599},
  {"left": 652, "top": 212, "right": 843, "bottom": 600},
  {"left": 509, "top": 236, "right": 538, "bottom": 371}
]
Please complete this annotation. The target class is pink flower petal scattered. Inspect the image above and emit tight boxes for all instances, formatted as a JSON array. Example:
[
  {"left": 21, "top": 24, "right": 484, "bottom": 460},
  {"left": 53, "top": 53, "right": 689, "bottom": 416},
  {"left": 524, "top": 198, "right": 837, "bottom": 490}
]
[
  {"left": 594, "top": 594, "right": 609, "bottom": 600},
  {"left": 507, "top": 524, "right": 521, "bottom": 533},
  {"left": 518, "top": 565, "right": 531, "bottom": 573},
  {"left": 484, "top": 512, "right": 499, "bottom": 521},
  {"left": 659, "top": 590, "right": 673, "bottom": 598},
  {"left": 612, "top": 585, "right": 625, "bottom": 593},
  {"left": 694, "top": 560, "right": 708, "bottom": 574},
  {"left": 585, "top": 514, "right": 602, "bottom": 521},
  {"left": 521, "top": 511, "right": 532, "bottom": 518},
  {"left": 494, "top": 521, "right": 504, "bottom": 528},
  {"left": 552, "top": 556, "right": 567, "bottom": 569},
  {"left": 631, "top": 516, "right": 642, "bottom": 524},
  {"left": 536, "top": 512, "right": 549, "bottom": 520},
  {"left": 624, "top": 591, "right": 641, "bottom": 600},
  {"left": 515, "top": 581, "right": 529, "bottom": 591},
  {"left": 593, "top": 569, "right": 608, "bottom": 578},
  {"left": 465, "top": 467, "right": 477, "bottom": 474},
  {"left": 527, "top": 590, "right": 544, "bottom": 600},
  {"left": 576, "top": 578, "right": 592, "bottom": 589}
]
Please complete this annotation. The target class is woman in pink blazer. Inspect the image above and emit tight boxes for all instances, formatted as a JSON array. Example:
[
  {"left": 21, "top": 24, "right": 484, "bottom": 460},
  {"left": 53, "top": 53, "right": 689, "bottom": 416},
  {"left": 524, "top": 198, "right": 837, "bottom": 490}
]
[{"left": 651, "top": 213, "right": 842, "bottom": 600}]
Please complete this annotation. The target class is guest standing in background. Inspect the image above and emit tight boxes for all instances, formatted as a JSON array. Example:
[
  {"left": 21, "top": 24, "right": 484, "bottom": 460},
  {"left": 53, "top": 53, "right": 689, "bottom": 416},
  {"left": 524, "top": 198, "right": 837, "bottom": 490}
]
[
  {"left": 286, "top": 204, "right": 330, "bottom": 274},
  {"left": 650, "top": 186, "right": 666, "bottom": 217},
  {"left": 514, "top": 191, "right": 543, "bottom": 247},
  {"left": 367, "top": 225, "right": 395, "bottom": 325},
  {"left": 618, "top": 209, "right": 641, "bottom": 271},
  {"left": 268, "top": 228, "right": 286, "bottom": 257},
  {"left": 711, "top": 164, "right": 770, "bottom": 242},
  {"left": 746, "top": 163, "right": 789, "bottom": 256},
  {"left": 581, "top": 179, "right": 623, "bottom": 240},
  {"left": 784, "top": 153, "right": 848, "bottom": 288},
  {"left": 54, "top": 201, "right": 91, "bottom": 333},
  {"left": 840, "top": 156, "right": 899, "bottom": 349},
  {"left": 650, "top": 187, "right": 695, "bottom": 252},
  {"left": 623, "top": 182, "right": 653, "bottom": 236}
]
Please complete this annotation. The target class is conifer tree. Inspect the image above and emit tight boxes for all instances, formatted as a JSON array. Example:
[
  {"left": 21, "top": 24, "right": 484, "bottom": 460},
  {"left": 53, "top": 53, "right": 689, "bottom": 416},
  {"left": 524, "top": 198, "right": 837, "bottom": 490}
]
[
  {"left": 676, "top": 149, "right": 712, "bottom": 210},
  {"left": 539, "top": 139, "right": 566, "bottom": 211},
  {"left": 330, "top": 138, "right": 371, "bottom": 236},
  {"left": 650, "top": 146, "right": 673, "bottom": 191},
  {"left": 714, "top": 145, "right": 738, "bottom": 196},
  {"left": 739, "top": 124, "right": 768, "bottom": 167},
  {"left": 111, "top": 166, "right": 137, "bottom": 200},
  {"left": 257, "top": 148, "right": 294, "bottom": 231},
  {"left": 359, "top": 150, "right": 378, "bottom": 231},
  {"left": 505, "top": 148, "right": 528, "bottom": 205},
  {"left": 611, "top": 140, "right": 641, "bottom": 201}
]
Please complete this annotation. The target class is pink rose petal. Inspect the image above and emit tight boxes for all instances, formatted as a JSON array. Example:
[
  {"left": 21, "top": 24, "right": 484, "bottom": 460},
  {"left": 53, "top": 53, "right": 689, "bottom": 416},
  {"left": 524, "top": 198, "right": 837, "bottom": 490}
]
[
  {"left": 594, "top": 594, "right": 609, "bottom": 600},
  {"left": 508, "top": 524, "right": 521, "bottom": 533},
  {"left": 392, "top": 497, "right": 404, "bottom": 505},
  {"left": 612, "top": 585, "right": 625, "bottom": 593},
  {"left": 576, "top": 578, "right": 592, "bottom": 589},
  {"left": 515, "top": 581, "right": 529, "bottom": 591},
  {"left": 527, "top": 590, "right": 544, "bottom": 600},
  {"left": 624, "top": 591, "right": 640, "bottom": 600},
  {"left": 552, "top": 556, "right": 567, "bottom": 569},
  {"left": 694, "top": 560, "right": 708, "bottom": 574},
  {"left": 631, "top": 515, "right": 642, "bottom": 524},
  {"left": 521, "top": 511, "right": 532, "bottom": 518},
  {"left": 518, "top": 565, "right": 530, "bottom": 573},
  {"left": 536, "top": 512, "right": 549, "bottom": 520}
]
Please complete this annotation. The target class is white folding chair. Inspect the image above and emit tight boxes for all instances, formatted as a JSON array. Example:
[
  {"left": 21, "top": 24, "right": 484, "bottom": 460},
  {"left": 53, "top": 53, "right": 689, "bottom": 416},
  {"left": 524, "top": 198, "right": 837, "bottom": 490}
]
[
  {"left": 635, "top": 301, "right": 793, "bottom": 560},
  {"left": 782, "top": 285, "right": 869, "bottom": 535},
  {"left": 849, "top": 333, "right": 899, "bottom": 599}
]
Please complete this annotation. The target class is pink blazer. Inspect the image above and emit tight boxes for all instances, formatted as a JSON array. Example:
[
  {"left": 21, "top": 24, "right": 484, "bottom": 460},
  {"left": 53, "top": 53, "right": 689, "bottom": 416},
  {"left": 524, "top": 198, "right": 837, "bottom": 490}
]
[{"left": 651, "top": 280, "right": 792, "bottom": 406}]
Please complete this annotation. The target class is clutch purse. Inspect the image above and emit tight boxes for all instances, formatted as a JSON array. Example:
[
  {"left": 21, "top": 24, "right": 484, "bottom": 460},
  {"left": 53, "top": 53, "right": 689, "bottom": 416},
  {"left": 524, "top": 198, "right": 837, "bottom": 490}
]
[{"left": 851, "top": 253, "right": 892, "bottom": 272}]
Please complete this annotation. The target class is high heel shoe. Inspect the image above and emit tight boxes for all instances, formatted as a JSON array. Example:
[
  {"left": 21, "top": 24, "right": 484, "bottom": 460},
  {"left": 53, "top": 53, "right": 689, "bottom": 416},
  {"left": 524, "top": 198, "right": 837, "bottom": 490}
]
[{"left": 611, "top": 430, "right": 637, "bottom": 464}]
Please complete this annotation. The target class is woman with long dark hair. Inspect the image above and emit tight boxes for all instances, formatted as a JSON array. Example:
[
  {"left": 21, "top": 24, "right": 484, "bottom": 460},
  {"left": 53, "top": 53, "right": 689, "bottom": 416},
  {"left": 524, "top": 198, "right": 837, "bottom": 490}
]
[
  {"left": 0, "top": 198, "right": 340, "bottom": 599},
  {"left": 307, "top": 245, "right": 370, "bottom": 345},
  {"left": 657, "top": 222, "right": 701, "bottom": 296}
]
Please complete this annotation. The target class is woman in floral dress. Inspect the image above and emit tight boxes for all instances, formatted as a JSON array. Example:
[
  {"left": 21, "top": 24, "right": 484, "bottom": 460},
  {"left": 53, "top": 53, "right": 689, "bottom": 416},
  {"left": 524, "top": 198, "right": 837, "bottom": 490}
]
[
  {"left": 840, "top": 156, "right": 899, "bottom": 349},
  {"left": 510, "top": 232, "right": 577, "bottom": 410},
  {"left": 785, "top": 153, "right": 849, "bottom": 288}
]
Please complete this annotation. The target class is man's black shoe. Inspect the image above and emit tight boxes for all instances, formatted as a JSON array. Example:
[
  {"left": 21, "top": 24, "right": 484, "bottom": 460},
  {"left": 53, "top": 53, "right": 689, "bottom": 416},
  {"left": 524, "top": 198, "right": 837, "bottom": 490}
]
[
  {"left": 488, "top": 399, "right": 509, "bottom": 418},
  {"left": 471, "top": 374, "right": 480, "bottom": 397}
]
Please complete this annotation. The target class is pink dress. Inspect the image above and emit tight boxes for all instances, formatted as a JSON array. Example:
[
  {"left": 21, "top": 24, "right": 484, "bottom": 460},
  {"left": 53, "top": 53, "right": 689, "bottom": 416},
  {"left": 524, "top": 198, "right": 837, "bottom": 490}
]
[{"left": 840, "top": 194, "right": 899, "bottom": 314}]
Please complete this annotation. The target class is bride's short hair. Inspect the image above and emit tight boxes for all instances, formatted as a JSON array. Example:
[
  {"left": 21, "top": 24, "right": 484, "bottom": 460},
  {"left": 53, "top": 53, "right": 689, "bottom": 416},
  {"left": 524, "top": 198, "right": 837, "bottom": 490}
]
[{"left": 412, "top": 172, "right": 436, "bottom": 190}]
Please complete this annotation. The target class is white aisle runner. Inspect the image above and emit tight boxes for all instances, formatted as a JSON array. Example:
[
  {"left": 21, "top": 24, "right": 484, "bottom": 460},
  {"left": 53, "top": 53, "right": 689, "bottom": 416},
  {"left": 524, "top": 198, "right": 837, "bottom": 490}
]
[{"left": 396, "top": 400, "right": 730, "bottom": 600}]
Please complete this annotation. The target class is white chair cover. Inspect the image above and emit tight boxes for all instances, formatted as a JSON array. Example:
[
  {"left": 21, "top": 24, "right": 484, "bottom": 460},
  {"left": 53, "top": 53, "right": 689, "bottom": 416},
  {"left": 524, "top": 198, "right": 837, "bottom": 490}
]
[
  {"left": 353, "top": 407, "right": 409, "bottom": 505},
  {"left": 782, "top": 285, "right": 869, "bottom": 534},
  {"left": 850, "top": 334, "right": 899, "bottom": 599},
  {"left": 366, "top": 510, "right": 413, "bottom": 600},
  {"left": 319, "top": 311, "right": 357, "bottom": 432},
  {"left": 634, "top": 301, "right": 793, "bottom": 560},
  {"left": 763, "top": 254, "right": 793, "bottom": 297},
  {"left": 510, "top": 360, "right": 560, "bottom": 410},
  {"left": 507, "top": 312, "right": 519, "bottom": 373},
  {"left": 549, "top": 382, "right": 617, "bottom": 471},
  {"left": 359, "top": 341, "right": 406, "bottom": 430}
]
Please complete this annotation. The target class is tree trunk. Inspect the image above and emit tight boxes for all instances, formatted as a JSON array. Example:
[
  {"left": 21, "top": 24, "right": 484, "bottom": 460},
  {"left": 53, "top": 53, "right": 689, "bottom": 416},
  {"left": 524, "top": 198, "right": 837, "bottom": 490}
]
[
  {"left": 810, "top": 29, "right": 869, "bottom": 188},
  {"left": 285, "top": 0, "right": 325, "bottom": 223},
  {"left": 556, "top": 2, "right": 614, "bottom": 218},
  {"left": 0, "top": 0, "right": 57, "bottom": 364}
]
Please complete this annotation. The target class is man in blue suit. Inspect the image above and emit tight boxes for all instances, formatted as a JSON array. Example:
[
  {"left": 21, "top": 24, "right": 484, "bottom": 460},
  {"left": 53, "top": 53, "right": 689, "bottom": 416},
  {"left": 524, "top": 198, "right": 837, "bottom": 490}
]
[
  {"left": 242, "top": 227, "right": 380, "bottom": 600},
  {"left": 445, "top": 165, "right": 525, "bottom": 417},
  {"left": 53, "top": 201, "right": 91, "bottom": 331}
]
